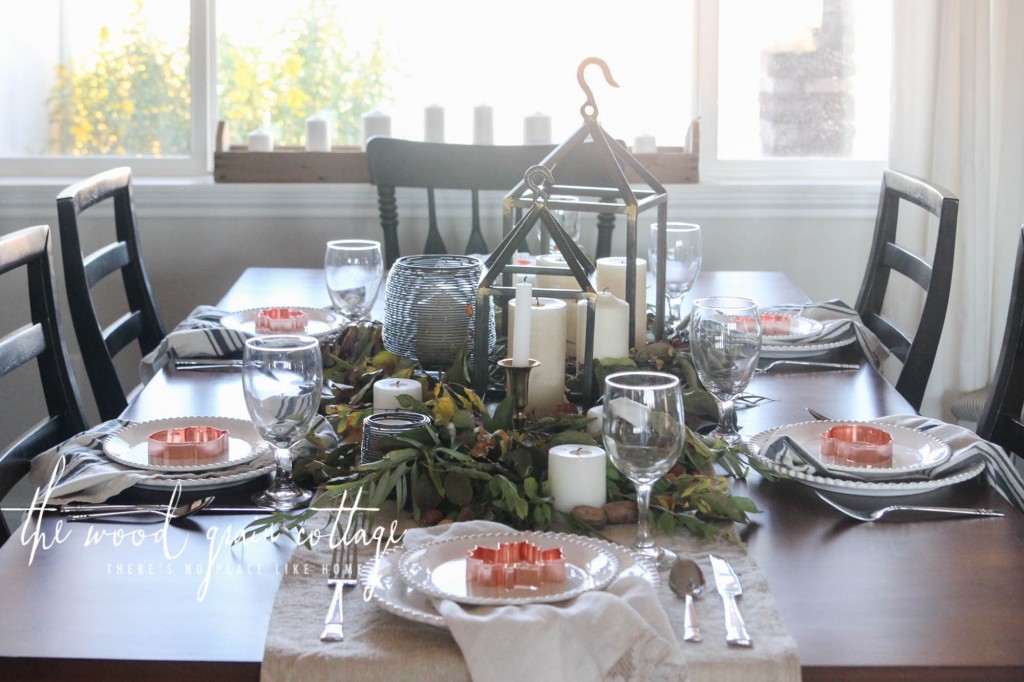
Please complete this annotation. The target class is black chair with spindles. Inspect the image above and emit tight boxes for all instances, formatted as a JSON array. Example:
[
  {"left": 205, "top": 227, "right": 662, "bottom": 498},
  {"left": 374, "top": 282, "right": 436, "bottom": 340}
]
[
  {"left": 0, "top": 225, "right": 88, "bottom": 546},
  {"left": 976, "top": 226, "right": 1024, "bottom": 463},
  {"left": 56, "top": 167, "right": 166, "bottom": 421},
  {"left": 854, "top": 169, "right": 959, "bottom": 411}
]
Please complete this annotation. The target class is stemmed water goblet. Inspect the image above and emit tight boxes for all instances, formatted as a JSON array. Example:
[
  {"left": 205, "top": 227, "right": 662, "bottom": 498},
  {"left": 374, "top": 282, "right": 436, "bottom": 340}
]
[
  {"left": 603, "top": 371, "right": 686, "bottom": 567},
  {"left": 689, "top": 297, "right": 762, "bottom": 445},
  {"left": 324, "top": 239, "right": 384, "bottom": 322},
  {"left": 243, "top": 335, "right": 323, "bottom": 510},
  {"left": 649, "top": 222, "right": 702, "bottom": 324}
]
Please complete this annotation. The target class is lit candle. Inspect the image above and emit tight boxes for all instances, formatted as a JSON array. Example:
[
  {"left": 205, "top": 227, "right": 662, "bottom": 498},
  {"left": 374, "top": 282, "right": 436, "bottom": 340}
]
[
  {"left": 576, "top": 292, "right": 629, "bottom": 362},
  {"left": 510, "top": 297, "right": 567, "bottom": 412},
  {"left": 473, "top": 104, "right": 494, "bottom": 145},
  {"left": 372, "top": 378, "right": 423, "bottom": 412},
  {"left": 633, "top": 133, "right": 657, "bottom": 154},
  {"left": 305, "top": 114, "right": 331, "bottom": 151},
  {"left": 534, "top": 253, "right": 579, "bottom": 359},
  {"left": 596, "top": 257, "right": 647, "bottom": 349},
  {"left": 362, "top": 109, "right": 391, "bottom": 148},
  {"left": 424, "top": 104, "right": 445, "bottom": 143},
  {"left": 548, "top": 444, "right": 607, "bottom": 513},
  {"left": 511, "top": 281, "right": 533, "bottom": 367},
  {"left": 523, "top": 111, "right": 552, "bottom": 144},
  {"left": 585, "top": 405, "right": 604, "bottom": 438},
  {"left": 248, "top": 128, "right": 273, "bottom": 152}
]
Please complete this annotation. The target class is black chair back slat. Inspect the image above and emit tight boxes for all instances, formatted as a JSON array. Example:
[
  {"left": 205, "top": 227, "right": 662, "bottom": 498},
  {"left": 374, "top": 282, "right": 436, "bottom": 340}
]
[
  {"left": 854, "top": 169, "right": 959, "bottom": 410},
  {"left": 977, "top": 227, "right": 1024, "bottom": 460},
  {"left": 57, "top": 167, "right": 166, "bottom": 421},
  {"left": 0, "top": 225, "right": 87, "bottom": 545}
]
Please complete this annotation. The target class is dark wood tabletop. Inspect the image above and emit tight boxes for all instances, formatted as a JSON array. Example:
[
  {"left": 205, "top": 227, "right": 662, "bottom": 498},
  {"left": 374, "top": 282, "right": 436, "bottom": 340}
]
[{"left": 1, "top": 268, "right": 1021, "bottom": 682}]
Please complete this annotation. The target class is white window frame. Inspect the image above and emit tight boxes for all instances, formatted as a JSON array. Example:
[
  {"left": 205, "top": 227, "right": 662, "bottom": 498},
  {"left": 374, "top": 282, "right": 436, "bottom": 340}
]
[{"left": 1, "top": 0, "right": 886, "bottom": 182}]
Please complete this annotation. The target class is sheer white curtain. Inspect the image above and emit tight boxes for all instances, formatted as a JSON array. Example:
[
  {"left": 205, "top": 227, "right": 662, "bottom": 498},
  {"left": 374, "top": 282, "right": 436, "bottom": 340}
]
[{"left": 888, "top": 0, "right": 1024, "bottom": 419}]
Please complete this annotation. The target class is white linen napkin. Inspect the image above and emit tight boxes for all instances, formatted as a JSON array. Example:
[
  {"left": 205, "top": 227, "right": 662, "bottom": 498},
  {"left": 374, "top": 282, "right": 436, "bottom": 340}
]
[
  {"left": 141, "top": 305, "right": 249, "bottom": 382},
  {"left": 403, "top": 521, "right": 688, "bottom": 682},
  {"left": 760, "top": 300, "right": 889, "bottom": 368},
  {"left": 763, "top": 415, "right": 1024, "bottom": 514},
  {"left": 27, "top": 416, "right": 335, "bottom": 505}
]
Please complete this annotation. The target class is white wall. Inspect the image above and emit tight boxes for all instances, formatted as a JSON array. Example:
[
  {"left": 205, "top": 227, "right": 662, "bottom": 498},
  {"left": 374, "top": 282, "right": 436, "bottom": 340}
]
[{"left": 0, "top": 178, "right": 878, "bottom": 438}]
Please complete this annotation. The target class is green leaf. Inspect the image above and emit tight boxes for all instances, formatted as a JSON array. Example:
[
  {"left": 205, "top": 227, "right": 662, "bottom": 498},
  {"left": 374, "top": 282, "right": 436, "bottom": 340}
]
[
  {"left": 490, "top": 396, "right": 514, "bottom": 432},
  {"left": 444, "top": 471, "right": 474, "bottom": 507}
]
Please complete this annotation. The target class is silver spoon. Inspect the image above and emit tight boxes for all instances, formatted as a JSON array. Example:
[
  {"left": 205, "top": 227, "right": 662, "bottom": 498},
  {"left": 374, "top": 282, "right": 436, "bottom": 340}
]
[
  {"left": 67, "top": 496, "right": 216, "bottom": 523},
  {"left": 669, "top": 558, "right": 706, "bottom": 642}
]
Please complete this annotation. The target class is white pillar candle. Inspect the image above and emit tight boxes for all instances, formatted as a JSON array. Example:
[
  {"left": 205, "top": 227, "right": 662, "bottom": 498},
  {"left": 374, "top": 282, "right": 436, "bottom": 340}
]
[
  {"left": 577, "top": 293, "right": 630, "bottom": 362},
  {"left": 633, "top": 133, "right": 657, "bottom": 154},
  {"left": 510, "top": 297, "right": 567, "bottom": 412},
  {"left": 596, "top": 257, "right": 647, "bottom": 349},
  {"left": 523, "top": 111, "right": 552, "bottom": 144},
  {"left": 305, "top": 114, "right": 331, "bottom": 151},
  {"left": 424, "top": 104, "right": 445, "bottom": 143},
  {"left": 372, "top": 378, "right": 423, "bottom": 412},
  {"left": 473, "top": 104, "right": 494, "bottom": 145},
  {"left": 248, "top": 128, "right": 273, "bottom": 152},
  {"left": 362, "top": 109, "right": 391, "bottom": 148},
  {"left": 548, "top": 444, "right": 607, "bottom": 513},
  {"left": 534, "top": 253, "right": 579, "bottom": 359},
  {"left": 511, "top": 281, "right": 533, "bottom": 367},
  {"left": 585, "top": 405, "right": 604, "bottom": 438}
]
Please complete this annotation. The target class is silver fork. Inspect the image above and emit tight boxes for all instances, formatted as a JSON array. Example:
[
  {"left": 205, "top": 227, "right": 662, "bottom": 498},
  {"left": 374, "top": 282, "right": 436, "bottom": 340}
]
[
  {"left": 320, "top": 527, "right": 359, "bottom": 642},
  {"left": 814, "top": 490, "right": 1004, "bottom": 522},
  {"left": 757, "top": 360, "right": 860, "bottom": 373}
]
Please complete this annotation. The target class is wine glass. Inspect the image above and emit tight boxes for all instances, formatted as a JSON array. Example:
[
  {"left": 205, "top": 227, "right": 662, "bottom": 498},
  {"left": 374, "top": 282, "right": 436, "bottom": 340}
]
[
  {"left": 602, "top": 371, "right": 685, "bottom": 567},
  {"left": 324, "top": 239, "right": 384, "bottom": 322},
  {"left": 243, "top": 335, "right": 323, "bottom": 510},
  {"left": 689, "top": 297, "right": 762, "bottom": 445},
  {"left": 649, "top": 222, "right": 702, "bottom": 324}
]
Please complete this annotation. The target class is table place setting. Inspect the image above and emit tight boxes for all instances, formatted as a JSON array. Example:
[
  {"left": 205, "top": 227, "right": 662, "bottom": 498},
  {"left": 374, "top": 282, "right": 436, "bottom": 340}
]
[
  {"left": 261, "top": 517, "right": 801, "bottom": 682},
  {"left": 756, "top": 300, "right": 888, "bottom": 366},
  {"left": 749, "top": 414, "right": 1024, "bottom": 513}
]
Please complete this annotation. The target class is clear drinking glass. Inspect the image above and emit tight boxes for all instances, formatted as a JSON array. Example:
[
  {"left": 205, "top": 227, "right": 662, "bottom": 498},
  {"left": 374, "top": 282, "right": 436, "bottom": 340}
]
[
  {"left": 324, "top": 239, "right": 384, "bottom": 322},
  {"left": 649, "top": 222, "right": 702, "bottom": 323},
  {"left": 603, "top": 371, "right": 685, "bottom": 567},
  {"left": 689, "top": 297, "right": 762, "bottom": 445},
  {"left": 243, "top": 335, "right": 323, "bottom": 510}
]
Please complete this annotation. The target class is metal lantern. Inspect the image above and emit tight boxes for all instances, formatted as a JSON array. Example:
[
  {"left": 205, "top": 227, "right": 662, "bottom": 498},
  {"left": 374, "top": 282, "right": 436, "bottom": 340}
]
[
  {"left": 473, "top": 165, "right": 599, "bottom": 405},
  {"left": 502, "top": 57, "right": 670, "bottom": 348}
]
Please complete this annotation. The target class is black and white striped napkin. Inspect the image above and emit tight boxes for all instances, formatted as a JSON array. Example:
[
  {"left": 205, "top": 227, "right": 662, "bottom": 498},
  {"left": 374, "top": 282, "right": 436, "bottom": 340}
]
[
  {"left": 763, "top": 415, "right": 1024, "bottom": 514},
  {"left": 141, "top": 305, "right": 250, "bottom": 382},
  {"left": 760, "top": 300, "right": 889, "bottom": 368}
]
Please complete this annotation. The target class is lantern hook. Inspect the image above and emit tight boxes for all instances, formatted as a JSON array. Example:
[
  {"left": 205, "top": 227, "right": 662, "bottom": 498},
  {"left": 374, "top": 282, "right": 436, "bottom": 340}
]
[
  {"left": 524, "top": 164, "right": 553, "bottom": 204},
  {"left": 577, "top": 57, "right": 619, "bottom": 121}
]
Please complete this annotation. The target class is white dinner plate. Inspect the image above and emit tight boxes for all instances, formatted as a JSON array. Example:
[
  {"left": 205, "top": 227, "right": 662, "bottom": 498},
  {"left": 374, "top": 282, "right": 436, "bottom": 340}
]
[
  {"left": 220, "top": 307, "right": 343, "bottom": 339},
  {"left": 397, "top": 531, "right": 619, "bottom": 606},
  {"left": 363, "top": 534, "right": 655, "bottom": 628},
  {"left": 103, "top": 417, "right": 260, "bottom": 473},
  {"left": 752, "top": 420, "right": 952, "bottom": 480},
  {"left": 749, "top": 421, "right": 984, "bottom": 496},
  {"left": 759, "top": 335, "right": 856, "bottom": 358},
  {"left": 759, "top": 314, "right": 824, "bottom": 341}
]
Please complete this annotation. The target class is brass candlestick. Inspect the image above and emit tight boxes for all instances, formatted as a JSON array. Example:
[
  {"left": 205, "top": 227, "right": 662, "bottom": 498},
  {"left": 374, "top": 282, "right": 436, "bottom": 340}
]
[{"left": 498, "top": 358, "right": 540, "bottom": 431}]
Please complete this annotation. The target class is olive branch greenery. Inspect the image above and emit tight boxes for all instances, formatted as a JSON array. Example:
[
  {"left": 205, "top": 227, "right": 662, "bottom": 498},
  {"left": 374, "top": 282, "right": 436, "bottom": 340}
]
[{"left": 242, "top": 321, "right": 768, "bottom": 543}]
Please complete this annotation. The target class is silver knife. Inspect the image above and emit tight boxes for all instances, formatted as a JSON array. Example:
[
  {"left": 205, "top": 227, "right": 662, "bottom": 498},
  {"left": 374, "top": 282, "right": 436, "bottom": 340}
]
[{"left": 709, "top": 554, "right": 752, "bottom": 647}]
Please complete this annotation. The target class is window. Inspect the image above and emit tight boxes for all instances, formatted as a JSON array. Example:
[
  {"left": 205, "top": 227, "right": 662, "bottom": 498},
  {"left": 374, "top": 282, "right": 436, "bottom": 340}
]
[{"left": 0, "top": 0, "right": 890, "bottom": 179}]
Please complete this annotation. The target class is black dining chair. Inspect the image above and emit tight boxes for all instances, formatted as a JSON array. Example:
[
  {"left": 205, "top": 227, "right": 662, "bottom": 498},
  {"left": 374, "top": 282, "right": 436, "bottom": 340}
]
[
  {"left": 56, "top": 167, "right": 166, "bottom": 421},
  {"left": 976, "top": 226, "right": 1024, "bottom": 462},
  {"left": 365, "top": 137, "right": 619, "bottom": 268},
  {"left": 854, "top": 169, "right": 959, "bottom": 411},
  {"left": 0, "top": 225, "right": 88, "bottom": 546}
]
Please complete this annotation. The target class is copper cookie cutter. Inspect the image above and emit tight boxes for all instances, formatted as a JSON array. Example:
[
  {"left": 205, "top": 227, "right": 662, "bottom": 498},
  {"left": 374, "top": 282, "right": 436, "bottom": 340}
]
[
  {"left": 466, "top": 541, "right": 566, "bottom": 589},
  {"left": 255, "top": 307, "right": 308, "bottom": 333},
  {"left": 820, "top": 424, "right": 893, "bottom": 467},
  {"left": 148, "top": 425, "right": 229, "bottom": 464}
]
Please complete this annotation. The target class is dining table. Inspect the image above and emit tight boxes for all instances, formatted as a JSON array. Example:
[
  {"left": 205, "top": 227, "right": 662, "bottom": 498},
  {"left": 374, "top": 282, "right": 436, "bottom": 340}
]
[{"left": 1, "top": 267, "right": 1022, "bottom": 682}]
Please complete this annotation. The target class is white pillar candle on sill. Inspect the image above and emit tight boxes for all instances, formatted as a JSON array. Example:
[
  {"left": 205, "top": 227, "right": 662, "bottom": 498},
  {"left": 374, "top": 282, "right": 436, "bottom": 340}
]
[
  {"left": 372, "top": 378, "right": 423, "bottom": 412},
  {"left": 633, "top": 133, "right": 657, "bottom": 154},
  {"left": 362, "top": 109, "right": 391, "bottom": 148},
  {"left": 523, "top": 111, "right": 552, "bottom": 144},
  {"left": 305, "top": 114, "right": 331, "bottom": 151},
  {"left": 548, "top": 444, "right": 607, "bottom": 513},
  {"left": 510, "top": 296, "right": 567, "bottom": 413},
  {"left": 534, "top": 253, "right": 580, "bottom": 359},
  {"left": 596, "top": 257, "right": 647, "bottom": 350},
  {"left": 473, "top": 104, "right": 494, "bottom": 145},
  {"left": 248, "top": 128, "right": 273, "bottom": 151},
  {"left": 424, "top": 104, "right": 445, "bottom": 142},
  {"left": 576, "top": 292, "right": 629, "bottom": 363}
]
